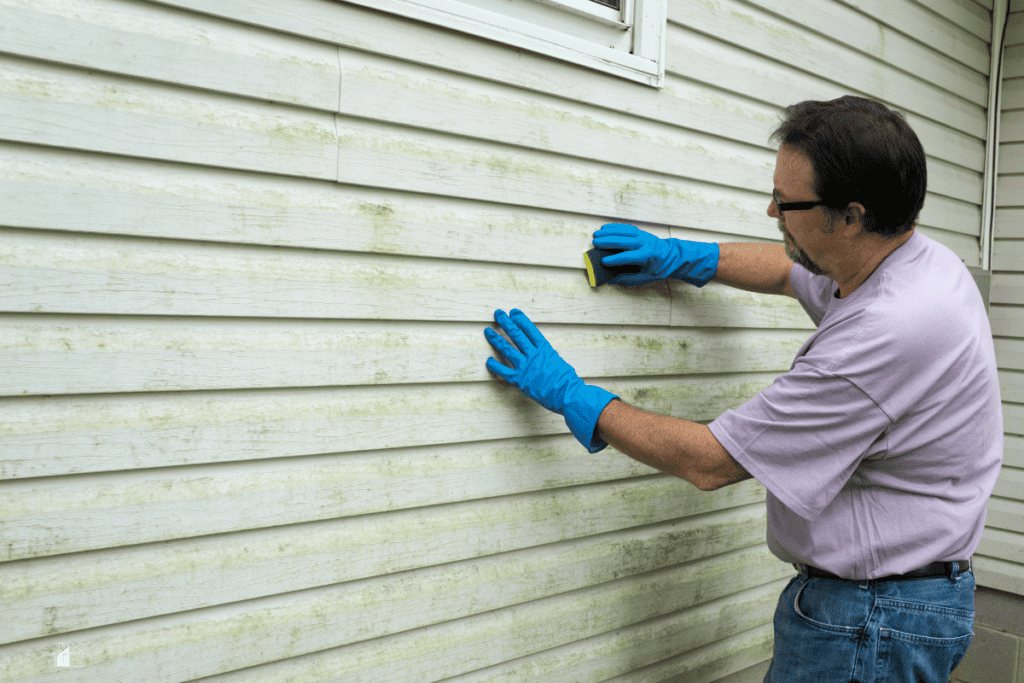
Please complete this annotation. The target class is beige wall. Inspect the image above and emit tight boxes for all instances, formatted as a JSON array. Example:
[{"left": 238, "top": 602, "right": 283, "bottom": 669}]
[
  {"left": 979, "top": 0, "right": 1024, "bottom": 597},
  {"left": 0, "top": 0, "right": 995, "bottom": 680}
]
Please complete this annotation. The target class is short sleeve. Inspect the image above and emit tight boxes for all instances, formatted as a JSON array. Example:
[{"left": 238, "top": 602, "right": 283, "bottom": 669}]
[{"left": 708, "top": 362, "right": 891, "bottom": 521}]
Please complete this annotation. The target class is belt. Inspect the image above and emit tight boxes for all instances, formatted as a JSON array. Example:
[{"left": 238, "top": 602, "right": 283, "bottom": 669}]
[{"left": 793, "top": 559, "right": 972, "bottom": 582}]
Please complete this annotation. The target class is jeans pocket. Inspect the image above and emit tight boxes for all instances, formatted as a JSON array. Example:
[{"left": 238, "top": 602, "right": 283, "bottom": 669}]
[
  {"left": 877, "top": 598, "right": 975, "bottom": 681},
  {"left": 793, "top": 578, "right": 865, "bottom": 635},
  {"left": 772, "top": 577, "right": 864, "bottom": 682}
]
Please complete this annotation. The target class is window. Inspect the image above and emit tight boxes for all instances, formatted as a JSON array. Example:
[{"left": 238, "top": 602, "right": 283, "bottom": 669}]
[{"left": 345, "top": 0, "right": 667, "bottom": 87}]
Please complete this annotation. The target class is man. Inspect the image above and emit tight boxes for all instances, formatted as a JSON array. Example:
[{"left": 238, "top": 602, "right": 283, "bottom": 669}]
[{"left": 483, "top": 96, "right": 1003, "bottom": 682}]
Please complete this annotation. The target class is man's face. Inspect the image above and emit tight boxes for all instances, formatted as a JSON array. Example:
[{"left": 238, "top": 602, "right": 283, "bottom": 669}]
[{"left": 768, "top": 145, "right": 834, "bottom": 277}]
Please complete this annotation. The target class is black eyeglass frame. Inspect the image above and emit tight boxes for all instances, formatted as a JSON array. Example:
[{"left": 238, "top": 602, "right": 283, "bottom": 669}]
[{"left": 772, "top": 189, "right": 833, "bottom": 213}]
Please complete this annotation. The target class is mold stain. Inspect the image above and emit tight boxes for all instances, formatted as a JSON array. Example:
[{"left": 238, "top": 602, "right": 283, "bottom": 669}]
[
  {"left": 634, "top": 337, "right": 663, "bottom": 351},
  {"left": 358, "top": 201, "right": 403, "bottom": 254},
  {"left": 6, "top": 67, "right": 339, "bottom": 151}
]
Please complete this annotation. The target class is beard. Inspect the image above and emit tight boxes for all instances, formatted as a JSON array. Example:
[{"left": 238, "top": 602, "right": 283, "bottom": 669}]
[{"left": 779, "top": 220, "right": 828, "bottom": 276}]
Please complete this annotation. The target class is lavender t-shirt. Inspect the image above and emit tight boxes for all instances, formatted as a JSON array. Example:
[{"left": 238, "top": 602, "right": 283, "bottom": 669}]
[{"left": 709, "top": 231, "right": 1003, "bottom": 579}]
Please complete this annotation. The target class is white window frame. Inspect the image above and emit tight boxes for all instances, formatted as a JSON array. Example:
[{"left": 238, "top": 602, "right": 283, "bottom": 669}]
[{"left": 345, "top": 0, "right": 668, "bottom": 87}]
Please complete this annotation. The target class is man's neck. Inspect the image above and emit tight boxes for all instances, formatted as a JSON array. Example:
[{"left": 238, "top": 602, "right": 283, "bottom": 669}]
[{"left": 834, "top": 229, "right": 915, "bottom": 299}]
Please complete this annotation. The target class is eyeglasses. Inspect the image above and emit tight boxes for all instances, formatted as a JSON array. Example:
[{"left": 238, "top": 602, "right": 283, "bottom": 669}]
[{"left": 773, "top": 189, "right": 830, "bottom": 213}]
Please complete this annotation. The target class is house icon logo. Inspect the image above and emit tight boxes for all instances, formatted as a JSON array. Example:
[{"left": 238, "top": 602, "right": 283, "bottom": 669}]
[{"left": 53, "top": 642, "right": 86, "bottom": 667}]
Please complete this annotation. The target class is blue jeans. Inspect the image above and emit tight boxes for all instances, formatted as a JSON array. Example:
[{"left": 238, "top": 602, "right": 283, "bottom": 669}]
[{"left": 765, "top": 565, "right": 975, "bottom": 682}]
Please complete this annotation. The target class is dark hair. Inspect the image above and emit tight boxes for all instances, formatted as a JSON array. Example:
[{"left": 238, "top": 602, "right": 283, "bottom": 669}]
[{"left": 770, "top": 95, "right": 927, "bottom": 237}]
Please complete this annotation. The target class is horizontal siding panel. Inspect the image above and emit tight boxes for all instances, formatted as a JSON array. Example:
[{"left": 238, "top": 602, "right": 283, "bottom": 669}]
[
  {"left": 0, "top": 143, "right": 671, "bottom": 266},
  {"left": 152, "top": 0, "right": 984, "bottom": 176},
  {"left": 1002, "top": 113, "right": 1024, "bottom": 144},
  {"left": 0, "top": 228, "right": 813, "bottom": 330},
  {"left": 0, "top": 316, "right": 807, "bottom": 396},
  {"left": 991, "top": 245, "right": 1024, "bottom": 272},
  {"left": 617, "top": 72, "right": 780, "bottom": 152},
  {"left": 443, "top": 597, "right": 778, "bottom": 683},
  {"left": 332, "top": 115, "right": 977, "bottom": 239},
  {"left": 0, "top": 140, "right": 978, "bottom": 273},
  {"left": 332, "top": 117, "right": 772, "bottom": 235},
  {"left": 0, "top": 511, "right": 777, "bottom": 682},
  {"left": 999, "top": 142, "right": 1024, "bottom": 173},
  {"left": 996, "top": 337, "right": 1024, "bottom": 370},
  {"left": 665, "top": 24, "right": 986, "bottom": 174},
  {"left": 642, "top": 284, "right": 809, "bottom": 328},
  {"left": 986, "top": 496, "right": 1024, "bottom": 533},
  {"left": 0, "top": 56, "right": 338, "bottom": 180},
  {"left": 833, "top": 0, "right": 990, "bottom": 73},
  {"left": 211, "top": 589, "right": 776, "bottom": 683},
  {"left": 917, "top": 196, "right": 984, "bottom": 239},
  {"left": 0, "top": 603, "right": 776, "bottom": 683},
  {"left": 0, "top": 137, "right": 970, "bottom": 254},
  {"left": 1008, "top": 9, "right": 1024, "bottom": 45},
  {"left": 916, "top": 225, "right": 985, "bottom": 264},
  {"left": 663, "top": 283, "right": 808, "bottom": 329},
  {"left": 749, "top": 0, "right": 989, "bottom": 96},
  {"left": 1005, "top": 45, "right": 1024, "bottom": 80},
  {"left": 992, "top": 465, "right": 1024, "bottom": 501},
  {"left": 928, "top": 157, "right": 985, "bottom": 206},
  {"left": 240, "top": 564, "right": 776, "bottom": 683},
  {"left": 0, "top": 140, "right": 982, "bottom": 265},
  {"left": 151, "top": 0, "right": 785, "bottom": 152},
  {"left": 584, "top": 623, "right": 774, "bottom": 683},
  {"left": 0, "top": 374, "right": 780, "bottom": 479},
  {"left": 1, "top": 476, "right": 766, "bottom": 642},
  {"left": 672, "top": 0, "right": 987, "bottom": 137},
  {"left": 1006, "top": 433, "right": 1024, "bottom": 468},
  {"left": 344, "top": 0, "right": 996, "bottom": 168},
  {"left": 973, "top": 554, "right": 1024, "bottom": 597},
  {"left": 0, "top": 228, "right": 669, "bottom": 323},
  {"left": 999, "top": 370, "right": 1024, "bottom": 403},
  {"left": 904, "top": 184, "right": 983, "bottom": 238},
  {"left": 997, "top": 3, "right": 1023, "bottom": 604},
  {"left": 59, "top": 549, "right": 786, "bottom": 683},
  {"left": 1004, "top": 401, "right": 1024, "bottom": 437},
  {"left": 0, "top": 0, "right": 340, "bottom": 110},
  {"left": 991, "top": 275, "right": 1024, "bottom": 304},
  {"left": 1004, "top": 78, "right": 1024, "bottom": 110},
  {"left": 916, "top": 0, "right": 993, "bottom": 41},
  {"left": 995, "top": 207, "right": 1024, "bottom": 237},
  {"left": 977, "top": 527, "right": 1024, "bottom": 564},
  {"left": 0, "top": 435, "right": 656, "bottom": 560},
  {"left": 335, "top": 49, "right": 777, "bottom": 196}
]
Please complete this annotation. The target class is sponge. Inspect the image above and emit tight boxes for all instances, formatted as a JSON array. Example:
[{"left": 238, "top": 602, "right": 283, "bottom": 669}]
[{"left": 584, "top": 247, "right": 641, "bottom": 287}]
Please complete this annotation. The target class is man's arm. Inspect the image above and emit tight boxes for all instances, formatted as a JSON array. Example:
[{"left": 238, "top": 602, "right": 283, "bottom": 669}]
[
  {"left": 713, "top": 243, "right": 797, "bottom": 298},
  {"left": 596, "top": 399, "right": 752, "bottom": 491}
]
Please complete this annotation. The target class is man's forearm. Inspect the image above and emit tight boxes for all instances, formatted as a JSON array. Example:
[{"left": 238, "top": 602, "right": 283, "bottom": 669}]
[
  {"left": 596, "top": 399, "right": 751, "bottom": 491},
  {"left": 712, "top": 243, "right": 795, "bottom": 297}
]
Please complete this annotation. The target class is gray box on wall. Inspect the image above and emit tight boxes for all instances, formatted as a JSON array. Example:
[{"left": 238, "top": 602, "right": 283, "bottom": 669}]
[{"left": 966, "top": 266, "right": 991, "bottom": 313}]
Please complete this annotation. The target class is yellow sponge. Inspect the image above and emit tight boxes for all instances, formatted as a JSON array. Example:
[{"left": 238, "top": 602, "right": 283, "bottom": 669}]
[{"left": 584, "top": 247, "right": 639, "bottom": 287}]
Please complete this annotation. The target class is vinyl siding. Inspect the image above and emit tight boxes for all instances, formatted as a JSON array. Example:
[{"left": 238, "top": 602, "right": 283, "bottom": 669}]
[
  {"left": 980, "top": 0, "right": 1024, "bottom": 597},
  {"left": 0, "top": 0, "right": 992, "bottom": 681}
]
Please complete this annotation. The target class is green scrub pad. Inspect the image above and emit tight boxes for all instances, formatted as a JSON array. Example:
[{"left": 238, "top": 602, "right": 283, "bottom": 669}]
[{"left": 584, "top": 247, "right": 640, "bottom": 287}]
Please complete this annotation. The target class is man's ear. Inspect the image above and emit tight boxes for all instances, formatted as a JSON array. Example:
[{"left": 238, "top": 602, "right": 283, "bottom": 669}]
[{"left": 843, "top": 202, "right": 867, "bottom": 232}]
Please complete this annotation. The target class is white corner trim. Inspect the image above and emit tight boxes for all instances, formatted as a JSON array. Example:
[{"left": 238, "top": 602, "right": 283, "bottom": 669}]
[{"left": 981, "top": 0, "right": 1011, "bottom": 271}]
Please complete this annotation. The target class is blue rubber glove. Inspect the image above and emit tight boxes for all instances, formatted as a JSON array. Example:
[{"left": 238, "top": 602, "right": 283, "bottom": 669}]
[
  {"left": 485, "top": 309, "right": 618, "bottom": 453},
  {"left": 592, "top": 223, "right": 719, "bottom": 287}
]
